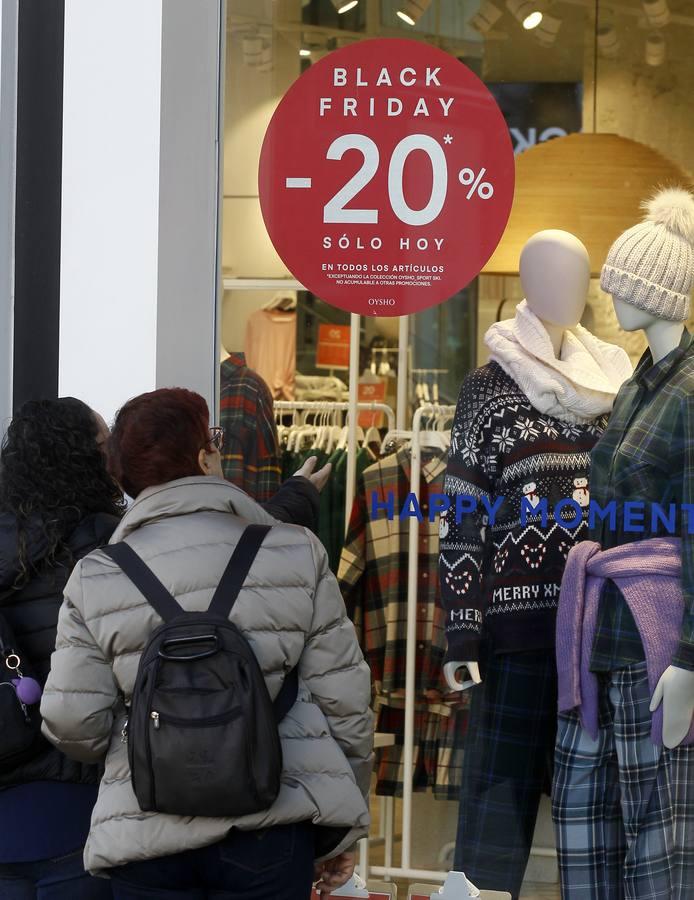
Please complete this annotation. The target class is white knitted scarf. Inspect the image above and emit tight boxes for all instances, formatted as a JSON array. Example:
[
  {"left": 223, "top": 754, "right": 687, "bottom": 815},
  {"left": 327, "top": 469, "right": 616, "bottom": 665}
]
[{"left": 485, "top": 300, "right": 633, "bottom": 423}]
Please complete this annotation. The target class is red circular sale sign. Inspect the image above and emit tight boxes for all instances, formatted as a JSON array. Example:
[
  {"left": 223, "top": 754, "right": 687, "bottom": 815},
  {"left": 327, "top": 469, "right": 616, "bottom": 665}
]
[{"left": 259, "top": 39, "right": 515, "bottom": 317}]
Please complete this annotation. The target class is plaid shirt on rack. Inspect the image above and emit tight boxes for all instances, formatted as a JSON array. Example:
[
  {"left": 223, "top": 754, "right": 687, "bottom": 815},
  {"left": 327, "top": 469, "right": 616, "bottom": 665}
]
[
  {"left": 338, "top": 446, "right": 450, "bottom": 694},
  {"left": 589, "top": 327, "right": 694, "bottom": 671},
  {"left": 373, "top": 694, "right": 468, "bottom": 799},
  {"left": 219, "top": 353, "right": 281, "bottom": 503}
]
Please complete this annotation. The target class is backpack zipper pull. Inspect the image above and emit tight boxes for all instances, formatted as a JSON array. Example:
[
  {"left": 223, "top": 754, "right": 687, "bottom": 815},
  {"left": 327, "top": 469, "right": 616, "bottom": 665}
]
[
  {"left": 18, "top": 697, "right": 30, "bottom": 723},
  {"left": 121, "top": 718, "right": 129, "bottom": 743},
  {"left": 150, "top": 711, "right": 160, "bottom": 730}
]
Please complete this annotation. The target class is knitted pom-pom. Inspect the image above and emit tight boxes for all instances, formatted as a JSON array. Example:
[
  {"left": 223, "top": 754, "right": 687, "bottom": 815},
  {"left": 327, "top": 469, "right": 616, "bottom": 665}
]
[{"left": 642, "top": 186, "right": 694, "bottom": 241}]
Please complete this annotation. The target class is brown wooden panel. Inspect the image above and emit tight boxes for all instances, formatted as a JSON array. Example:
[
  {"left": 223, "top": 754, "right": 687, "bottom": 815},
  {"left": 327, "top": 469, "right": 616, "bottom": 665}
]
[{"left": 483, "top": 133, "right": 693, "bottom": 275}]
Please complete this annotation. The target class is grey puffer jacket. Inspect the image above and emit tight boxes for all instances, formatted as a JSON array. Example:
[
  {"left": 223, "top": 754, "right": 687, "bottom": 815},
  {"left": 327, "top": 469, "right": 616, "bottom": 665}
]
[{"left": 40, "top": 476, "right": 373, "bottom": 875}]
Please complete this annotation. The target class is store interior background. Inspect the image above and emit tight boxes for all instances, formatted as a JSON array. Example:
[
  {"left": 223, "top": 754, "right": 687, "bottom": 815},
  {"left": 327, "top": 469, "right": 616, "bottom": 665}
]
[{"left": 220, "top": 0, "right": 694, "bottom": 894}]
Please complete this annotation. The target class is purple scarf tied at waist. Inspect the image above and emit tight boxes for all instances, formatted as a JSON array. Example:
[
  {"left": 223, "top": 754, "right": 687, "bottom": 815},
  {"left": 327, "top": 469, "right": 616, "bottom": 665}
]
[{"left": 556, "top": 537, "right": 694, "bottom": 746}]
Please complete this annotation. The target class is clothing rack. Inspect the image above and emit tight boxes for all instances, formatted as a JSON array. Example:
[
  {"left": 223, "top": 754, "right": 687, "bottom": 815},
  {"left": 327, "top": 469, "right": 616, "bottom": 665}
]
[
  {"left": 412, "top": 368, "right": 449, "bottom": 407},
  {"left": 273, "top": 399, "right": 394, "bottom": 429},
  {"left": 361, "top": 404, "right": 457, "bottom": 884},
  {"left": 273, "top": 399, "right": 395, "bottom": 533}
]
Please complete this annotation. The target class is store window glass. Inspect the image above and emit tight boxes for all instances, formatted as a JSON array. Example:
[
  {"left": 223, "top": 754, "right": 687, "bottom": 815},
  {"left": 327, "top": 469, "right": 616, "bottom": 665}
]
[{"left": 220, "top": 1, "right": 694, "bottom": 895}]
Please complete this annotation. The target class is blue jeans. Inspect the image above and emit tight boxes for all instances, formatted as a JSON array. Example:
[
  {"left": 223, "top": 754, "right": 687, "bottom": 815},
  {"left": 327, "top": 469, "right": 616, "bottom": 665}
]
[
  {"left": 0, "top": 848, "right": 112, "bottom": 899},
  {"left": 109, "top": 823, "right": 315, "bottom": 900}
]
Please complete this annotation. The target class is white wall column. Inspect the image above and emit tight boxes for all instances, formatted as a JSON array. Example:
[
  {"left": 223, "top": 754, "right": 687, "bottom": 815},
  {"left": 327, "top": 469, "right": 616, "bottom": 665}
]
[
  {"left": 59, "top": 0, "right": 223, "bottom": 425},
  {"left": 0, "top": 0, "right": 18, "bottom": 437}
]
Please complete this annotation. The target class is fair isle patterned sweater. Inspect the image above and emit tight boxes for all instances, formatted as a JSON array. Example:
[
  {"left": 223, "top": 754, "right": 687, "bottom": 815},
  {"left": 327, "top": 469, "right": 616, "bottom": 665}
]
[{"left": 439, "top": 362, "right": 607, "bottom": 661}]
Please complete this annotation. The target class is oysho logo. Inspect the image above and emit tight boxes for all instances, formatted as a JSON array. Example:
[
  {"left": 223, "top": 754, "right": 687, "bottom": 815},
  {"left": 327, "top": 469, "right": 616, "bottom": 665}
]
[{"left": 368, "top": 298, "right": 396, "bottom": 306}]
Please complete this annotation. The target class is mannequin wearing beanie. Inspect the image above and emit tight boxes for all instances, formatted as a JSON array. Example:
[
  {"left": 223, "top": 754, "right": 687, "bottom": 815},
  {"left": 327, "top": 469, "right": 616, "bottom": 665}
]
[
  {"left": 596, "top": 187, "right": 694, "bottom": 748},
  {"left": 553, "top": 187, "right": 694, "bottom": 900},
  {"left": 611, "top": 293, "right": 694, "bottom": 749},
  {"left": 438, "top": 230, "right": 631, "bottom": 898}
]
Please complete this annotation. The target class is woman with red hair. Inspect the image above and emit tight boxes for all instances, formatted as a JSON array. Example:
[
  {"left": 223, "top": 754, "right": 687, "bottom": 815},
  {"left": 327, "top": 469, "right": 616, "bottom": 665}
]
[{"left": 41, "top": 388, "right": 372, "bottom": 900}]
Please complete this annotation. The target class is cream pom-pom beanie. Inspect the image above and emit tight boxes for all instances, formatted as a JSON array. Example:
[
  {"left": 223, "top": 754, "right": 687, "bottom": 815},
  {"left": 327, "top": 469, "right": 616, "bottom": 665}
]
[{"left": 600, "top": 186, "right": 694, "bottom": 322}]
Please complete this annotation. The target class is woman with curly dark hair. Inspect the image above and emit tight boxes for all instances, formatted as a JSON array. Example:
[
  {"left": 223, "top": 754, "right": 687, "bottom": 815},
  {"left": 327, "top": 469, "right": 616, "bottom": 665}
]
[{"left": 0, "top": 397, "right": 124, "bottom": 898}]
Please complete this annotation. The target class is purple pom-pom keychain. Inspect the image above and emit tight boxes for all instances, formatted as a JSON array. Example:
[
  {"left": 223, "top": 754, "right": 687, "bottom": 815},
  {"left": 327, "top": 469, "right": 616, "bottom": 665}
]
[
  {"left": 12, "top": 676, "right": 42, "bottom": 705},
  {"left": 5, "top": 652, "right": 42, "bottom": 705}
]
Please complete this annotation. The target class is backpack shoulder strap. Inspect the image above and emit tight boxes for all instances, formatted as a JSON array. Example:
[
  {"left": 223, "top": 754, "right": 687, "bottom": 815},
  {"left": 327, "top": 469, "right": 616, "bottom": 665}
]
[
  {"left": 274, "top": 668, "right": 298, "bottom": 721},
  {"left": 207, "top": 524, "right": 272, "bottom": 619},
  {"left": 102, "top": 543, "right": 184, "bottom": 623},
  {"left": 208, "top": 524, "right": 297, "bottom": 719}
]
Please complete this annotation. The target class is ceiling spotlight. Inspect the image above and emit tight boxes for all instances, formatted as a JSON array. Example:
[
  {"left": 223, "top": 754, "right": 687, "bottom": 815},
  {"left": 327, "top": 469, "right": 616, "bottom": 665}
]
[
  {"left": 523, "top": 10, "right": 543, "bottom": 28},
  {"left": 242, "top": 33, "right": 263, "bottom": 67},
  {"left": 506, "top": 0, "right": 542, "bottom": 29},
  {"left": 331, "top": 0, "right": 359, "bottom": 12},
  {"left": 597, "top": 23, "right": 620, "bottom": 58},
  {"left": 534, "top": 12, "right": 561, "bottom": 44},
  {"left": 396, "top": 0, "right": 432, "bottom": 26},
  {"left": 642, "top": 0, "right": 670, "bottom": 27},
  {"left": 299, "top": 47, "right": 312, "bottom": 57},
  {"left": 468, "top": 1, "right": 503, "bottom": 33},
  {"left": 645, "top": 31, "right": 666, "bottom": 65}
]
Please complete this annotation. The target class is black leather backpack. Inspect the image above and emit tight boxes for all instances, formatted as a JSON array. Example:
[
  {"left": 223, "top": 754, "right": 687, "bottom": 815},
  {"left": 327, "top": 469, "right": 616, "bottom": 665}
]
[{"left": 103, "top": 524, "right": 297, "bottom": 817}]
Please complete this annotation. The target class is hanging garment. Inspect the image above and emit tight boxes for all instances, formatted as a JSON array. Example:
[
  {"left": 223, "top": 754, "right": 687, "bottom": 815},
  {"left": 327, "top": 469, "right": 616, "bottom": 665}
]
[
  {"left": 338, "top": 446, "right": 467, "bottom": 797},
  {"left": 373, "top": 695, "right": 468, "bottom": 800},
  {"left": 439, "top": 361, "right": 608, "bottom": 664},
  {"left": 340, "top": 446, "right": 449, "bottom": 695},
  {"left": 277, "top": 440, "right": 373, "bottom": 574},
  {"left": 454, "top": 647, "right": 557, "bottom": 900},
  {"left": 484, "top": 299, "right": 632, "bottom": 424},
  {"left": 324, "top": 447, "right": 374, "bottom": 573},
  {"left": 587, "top": 327, "right": 694, "bottom": 671},
  {"left": 244, "top": 309, "right": 296, "bottom": 400},
  {"left": 553, "top": 662, "right": 694, "bottom": 900},
  {"left": 220, "top": 354, "right": 281, "bottom": 503}
]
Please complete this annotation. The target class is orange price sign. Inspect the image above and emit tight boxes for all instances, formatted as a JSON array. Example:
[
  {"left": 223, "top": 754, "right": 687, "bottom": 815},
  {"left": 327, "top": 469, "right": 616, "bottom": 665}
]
[
  {"left": 316, "top": 323, "right": 351, "bottom": 370},
  {"left": 358, "top": 381, "right": 387, "bottom": 428}
]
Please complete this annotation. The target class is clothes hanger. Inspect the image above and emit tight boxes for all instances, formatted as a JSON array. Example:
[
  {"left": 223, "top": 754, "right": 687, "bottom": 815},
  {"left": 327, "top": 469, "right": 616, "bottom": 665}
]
[
  {"left": 328, "top": 409, "right": 342, "bottom": 453},
  {"left": 263, "top": 291, "right": 297, "bottom": 312},
  {"left": 336, "top": 420, "right": 365, "bottom": 451},
  {"left": 418, "top": 406, "right": 448, "bottom": 451},
  {"left": 380, "top": 429, "right": 413, "bottom": 455},
  {"left": 364, "top": 423, "right": 381, "bottom": 446}
]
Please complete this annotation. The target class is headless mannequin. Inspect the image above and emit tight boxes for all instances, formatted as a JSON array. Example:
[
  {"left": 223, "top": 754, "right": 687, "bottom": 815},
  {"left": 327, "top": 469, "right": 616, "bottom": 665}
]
[
  {"left": 611, "top": 296, "right": 694, "bottom": 748},
  {"left": 444, "top": 229, "right": 590, "bottom": 691}
]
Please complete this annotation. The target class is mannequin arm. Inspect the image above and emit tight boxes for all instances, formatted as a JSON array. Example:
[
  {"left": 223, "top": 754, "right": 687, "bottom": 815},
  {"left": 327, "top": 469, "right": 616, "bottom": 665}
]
[
  {"left": 443, "top": 661, "right": 482, "bottom": 692},
  {"left": 649, "top": 665, "right": 694, "bottom": 748}
]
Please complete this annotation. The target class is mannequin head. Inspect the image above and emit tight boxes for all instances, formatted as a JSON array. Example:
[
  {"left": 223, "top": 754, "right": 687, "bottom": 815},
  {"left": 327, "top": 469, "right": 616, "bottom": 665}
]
[
  {"left": 612, "top": 296, "right": 659, "bottom": 333},
  {"left": 520, "top": 230, "right": 590, "bottom": 328},
  {"left": 611, "top": 294, "right": 684, "bottom": 365}
]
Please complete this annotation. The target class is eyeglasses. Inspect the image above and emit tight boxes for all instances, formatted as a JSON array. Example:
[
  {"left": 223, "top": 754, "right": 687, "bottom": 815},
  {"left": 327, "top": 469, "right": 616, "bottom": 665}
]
[{"left": 208, "top": 426, "right": 225, "bottom": 452}]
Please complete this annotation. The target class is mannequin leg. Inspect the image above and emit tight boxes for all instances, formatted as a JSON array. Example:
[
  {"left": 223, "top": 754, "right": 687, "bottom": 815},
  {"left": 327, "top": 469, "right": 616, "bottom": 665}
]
[
  {"left": 611, "top": 662, "right": 694, "bottom": 900},
  {"left": 453, "top": 648, "right": 556, "bottom": 899},
  {"left": 552, "top": 685, "right": 625, "bottom": 900}
]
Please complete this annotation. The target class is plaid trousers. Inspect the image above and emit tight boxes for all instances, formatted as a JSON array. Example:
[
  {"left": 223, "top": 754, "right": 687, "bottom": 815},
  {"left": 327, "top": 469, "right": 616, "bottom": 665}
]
[
  {"left": 553, "top": 661, "right": 694, "bottom": 899},
  {"left": 454, "top": 648, "right": 557, "bottom": 900}
]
